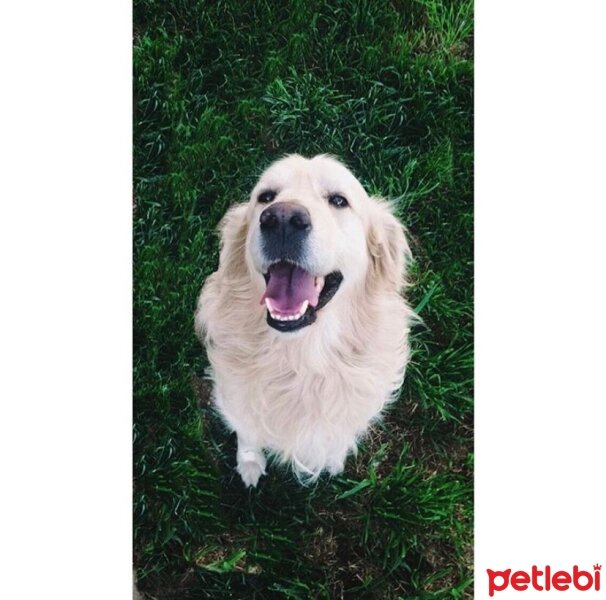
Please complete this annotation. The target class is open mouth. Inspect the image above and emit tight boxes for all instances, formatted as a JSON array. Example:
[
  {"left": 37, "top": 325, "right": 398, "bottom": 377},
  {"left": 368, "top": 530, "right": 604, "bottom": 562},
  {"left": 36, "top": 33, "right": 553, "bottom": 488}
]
[{"left": 259, "top": 261, "right": 343, "bottom": 332}]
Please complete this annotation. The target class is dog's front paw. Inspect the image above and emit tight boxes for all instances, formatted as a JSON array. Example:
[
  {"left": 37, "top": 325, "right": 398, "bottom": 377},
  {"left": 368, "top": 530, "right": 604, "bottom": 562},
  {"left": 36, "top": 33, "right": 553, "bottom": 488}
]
[{"left": 236, "top": 451, "right": 266, "bottom": 487}]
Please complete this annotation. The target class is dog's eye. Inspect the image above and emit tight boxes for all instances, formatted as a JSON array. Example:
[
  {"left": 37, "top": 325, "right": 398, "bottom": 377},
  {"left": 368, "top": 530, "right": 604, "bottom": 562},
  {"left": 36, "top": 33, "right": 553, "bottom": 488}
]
[
  {"left": 328, "top": 194, "right": 349, "bottom": 208},
  {"left": 258, "top": 190, "right": 277, "bottom": 204}
]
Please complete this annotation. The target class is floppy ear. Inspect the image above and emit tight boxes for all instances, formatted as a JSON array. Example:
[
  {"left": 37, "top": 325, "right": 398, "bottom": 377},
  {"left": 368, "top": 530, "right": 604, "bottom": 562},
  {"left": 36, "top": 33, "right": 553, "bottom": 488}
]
[
  {"left": 366, "top": 197, "right": 410, "bottom": 291},
  {"left": 217, "top": 203, "right": 249, "bottom": 278}
]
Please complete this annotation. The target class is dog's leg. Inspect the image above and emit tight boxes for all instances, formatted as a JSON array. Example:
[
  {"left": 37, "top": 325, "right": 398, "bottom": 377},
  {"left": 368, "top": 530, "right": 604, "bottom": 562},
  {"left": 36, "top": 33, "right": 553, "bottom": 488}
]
[{"left": 236, "top": 433, "right": 266, "bottom": 487}]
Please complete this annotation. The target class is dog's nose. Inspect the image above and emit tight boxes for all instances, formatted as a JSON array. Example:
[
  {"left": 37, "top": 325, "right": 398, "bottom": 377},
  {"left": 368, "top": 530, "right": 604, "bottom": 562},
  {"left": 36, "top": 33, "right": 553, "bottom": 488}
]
[
  {"left": 260, "top": 202, "right": 311, "bottom": 233},
  {"left": 259, "top": 202, "right": 311, "bottom": 263}
]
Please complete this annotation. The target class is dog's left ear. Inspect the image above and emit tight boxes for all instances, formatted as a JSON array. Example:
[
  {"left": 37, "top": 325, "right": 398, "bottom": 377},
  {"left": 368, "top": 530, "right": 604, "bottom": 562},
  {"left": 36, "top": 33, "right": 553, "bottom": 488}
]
[
  {"left": 217, "top": 203, "right": 249, "bottom": 279},
  {"left": 366, "top": 197, "right": 411, "bottom": 291}
]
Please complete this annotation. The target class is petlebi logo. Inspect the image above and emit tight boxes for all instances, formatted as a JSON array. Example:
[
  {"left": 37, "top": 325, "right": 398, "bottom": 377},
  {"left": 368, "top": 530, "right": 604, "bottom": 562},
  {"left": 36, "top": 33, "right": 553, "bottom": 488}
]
[{"left": 487, "top": 564, "right": 601, "bottom": 596}]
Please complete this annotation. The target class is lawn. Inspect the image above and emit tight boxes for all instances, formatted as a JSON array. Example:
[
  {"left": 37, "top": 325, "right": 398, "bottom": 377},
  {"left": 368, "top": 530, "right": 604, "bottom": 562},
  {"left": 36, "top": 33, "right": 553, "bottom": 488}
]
[{"left": 133, "top": 0, "right": 473, "bottom": 598}]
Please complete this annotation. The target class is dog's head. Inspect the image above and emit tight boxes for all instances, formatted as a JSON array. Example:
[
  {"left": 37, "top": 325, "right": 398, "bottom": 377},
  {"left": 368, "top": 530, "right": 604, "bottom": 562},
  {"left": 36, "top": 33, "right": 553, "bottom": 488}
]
[{"left": 219, "top": 154, "right": 409, "bottom": 333}]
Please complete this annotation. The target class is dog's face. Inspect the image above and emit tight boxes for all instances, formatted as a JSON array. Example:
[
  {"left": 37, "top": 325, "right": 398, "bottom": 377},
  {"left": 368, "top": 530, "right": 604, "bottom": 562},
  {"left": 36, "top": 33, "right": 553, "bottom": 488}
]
[{"left": 238, "top": 154, "right": 407, "bottom": 333}]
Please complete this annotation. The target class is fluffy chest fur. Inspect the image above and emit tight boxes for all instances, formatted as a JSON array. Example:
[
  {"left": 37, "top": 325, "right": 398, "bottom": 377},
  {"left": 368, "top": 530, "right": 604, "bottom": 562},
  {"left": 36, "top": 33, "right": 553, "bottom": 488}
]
[{"left": 198, "top": 269, "right": 410, "bottom": 478}]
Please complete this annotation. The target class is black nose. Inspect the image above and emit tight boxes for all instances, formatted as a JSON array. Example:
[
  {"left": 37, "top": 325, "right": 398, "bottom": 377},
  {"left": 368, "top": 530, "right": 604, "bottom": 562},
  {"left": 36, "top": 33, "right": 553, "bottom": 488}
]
[
  {"left": 259, "top": 202, "right": 311, "bottom": 263},
  {"left": 260, "top": 202, "right": 311, "bottom": 232}
]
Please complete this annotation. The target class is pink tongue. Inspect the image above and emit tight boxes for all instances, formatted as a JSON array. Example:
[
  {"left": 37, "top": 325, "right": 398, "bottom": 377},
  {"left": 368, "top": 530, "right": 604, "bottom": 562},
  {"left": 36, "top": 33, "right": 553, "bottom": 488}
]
[{"left": 261, "top": 263, "right": 320, "bottom": 313}]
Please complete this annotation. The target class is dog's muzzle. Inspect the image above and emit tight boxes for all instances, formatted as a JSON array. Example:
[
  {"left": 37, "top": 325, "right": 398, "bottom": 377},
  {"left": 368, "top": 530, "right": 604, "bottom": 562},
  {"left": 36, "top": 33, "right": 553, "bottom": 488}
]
[
  {"left": 260, "top": 201, "right": 311, "bottom": 264},
  {"left": 258, "top": 201, "right": 343, "bottom": 333}
]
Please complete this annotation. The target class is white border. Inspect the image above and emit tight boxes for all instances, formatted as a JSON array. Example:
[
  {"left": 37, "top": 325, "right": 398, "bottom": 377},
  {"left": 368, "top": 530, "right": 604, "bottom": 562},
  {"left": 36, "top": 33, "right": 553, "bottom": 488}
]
[
  {"left": 0, "top": 2, "right": 132, "bottom": 598},
  {"left": 476, "top": 0, "right": 606, "bottom": 596}
]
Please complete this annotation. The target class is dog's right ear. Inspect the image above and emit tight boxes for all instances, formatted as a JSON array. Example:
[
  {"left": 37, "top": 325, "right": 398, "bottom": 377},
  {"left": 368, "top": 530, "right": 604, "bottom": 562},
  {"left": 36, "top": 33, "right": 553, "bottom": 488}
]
[
  {"left": 366, "top": 197, "right": 410, "bottom": 292},
  {"left": 217, "top": 203, "right": 249, "bottom": 278}
]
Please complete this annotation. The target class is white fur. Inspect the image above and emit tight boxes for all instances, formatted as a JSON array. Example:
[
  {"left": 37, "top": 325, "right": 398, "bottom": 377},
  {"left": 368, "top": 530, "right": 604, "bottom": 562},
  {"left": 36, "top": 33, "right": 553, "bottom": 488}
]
[{"left": 195, "top": 154, "right": 413, "bottom": 486}]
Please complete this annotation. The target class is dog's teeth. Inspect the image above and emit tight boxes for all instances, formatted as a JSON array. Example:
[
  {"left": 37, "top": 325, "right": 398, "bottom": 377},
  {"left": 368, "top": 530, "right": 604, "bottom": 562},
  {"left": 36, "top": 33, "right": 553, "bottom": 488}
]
[
  {"left": 315, "top": 276, "right": 325, "bottom": 293},
  {"left": 269, "top": 304, "right": 309, "bottom": 322}
]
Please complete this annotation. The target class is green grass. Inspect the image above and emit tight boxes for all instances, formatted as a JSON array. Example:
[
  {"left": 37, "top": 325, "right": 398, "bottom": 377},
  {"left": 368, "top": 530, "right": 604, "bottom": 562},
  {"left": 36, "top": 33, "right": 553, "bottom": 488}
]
[{"left": 133, "top": 0, "right": 473, "bottom": 597}]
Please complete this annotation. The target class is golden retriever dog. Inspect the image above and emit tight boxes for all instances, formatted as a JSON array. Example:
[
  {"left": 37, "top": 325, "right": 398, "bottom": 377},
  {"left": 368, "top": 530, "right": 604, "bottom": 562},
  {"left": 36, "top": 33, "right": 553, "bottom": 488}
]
[{"left": 195, "top": 154, "right": 413, "bottom": 486}]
